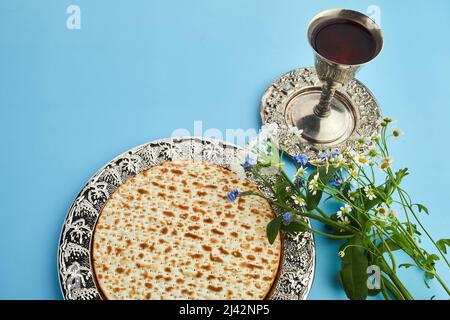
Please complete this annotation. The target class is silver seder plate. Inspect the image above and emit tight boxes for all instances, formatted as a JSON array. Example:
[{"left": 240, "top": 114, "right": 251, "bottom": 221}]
[
  {"left": 58, "top": 137, "right": 315, "bottom": 300},
  {"left": 261, "top": 67, "right": 382, "bottom": 160}
]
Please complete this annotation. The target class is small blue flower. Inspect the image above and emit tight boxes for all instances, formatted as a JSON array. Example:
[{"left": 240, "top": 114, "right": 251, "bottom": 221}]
[
  {"left": 294, "top": 176, "right": 304, "bottom": 185},
  {"left": 227, "top": 189, "right": 240, "bottom": 202},
  {"left": 331, "top": 176, "right": 343, "bottom": 188},
  {"left": 283, "top": 212, "right": 294, "bottom": 225},
  {"left": 331, "top": 148, "right": 340, "bottom": 158},
  {"left": 319, "top": 151, "right": 329, "bottom": 160},
  {"left": 243, "top": 155, "right": 254, "bottom": 169},
  {"left": 293, "top": 153, "right": 308, "bottom": 166}
]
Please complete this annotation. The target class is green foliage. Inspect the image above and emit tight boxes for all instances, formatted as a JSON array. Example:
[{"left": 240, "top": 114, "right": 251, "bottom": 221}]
[
  {"left": 266, "top": 215, "right": 282, "bottom": 245},
  {"left": 239, "top": 118, "right": 450, "bottom": 300},
  {"left": 415, "top": 203, "right": 429, "bottom": 215},
  {"left": 436, "top": 239, "right": 450, "bottom": 254},
  {"left": 339, "top": 236, "right": 369, "bottom": 300},
  {"left": 280, "top": 220, "right": 308, "bottom": 233}
]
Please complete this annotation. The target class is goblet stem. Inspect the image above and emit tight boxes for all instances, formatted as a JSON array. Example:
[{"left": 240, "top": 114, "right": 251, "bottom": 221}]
[{"left": 314, "top": 81, "right": 336, "bottom": 118}]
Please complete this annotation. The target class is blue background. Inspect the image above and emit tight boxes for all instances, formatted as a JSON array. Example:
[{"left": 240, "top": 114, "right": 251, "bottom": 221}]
[{"left": 1, "top": 0, "right": 449, "bottom": 299}]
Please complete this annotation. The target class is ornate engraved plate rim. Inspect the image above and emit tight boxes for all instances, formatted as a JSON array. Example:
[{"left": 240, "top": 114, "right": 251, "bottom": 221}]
[
  {"left": 58, "top": 136, "right": 315, "bottom": 300},
  {"left": 260, "top": 67, "right": 382, "bottom": 160}
]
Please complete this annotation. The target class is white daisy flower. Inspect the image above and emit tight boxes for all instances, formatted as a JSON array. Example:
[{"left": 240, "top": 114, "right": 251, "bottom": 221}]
[
  {"left": 308, "top": 173, "right": 320, "bottom": 195},
  {"left": 336, "top": 204, "right": 351, "bottom": 219},
  {"left": 348, "top": 169, "right": 359, "bottom": 178},
  {"left": 367, "top": 147, "right": 378, "bottom": 158},
  {"left": 380, "top": 157, "right": 392, "bottom": 170},
  {"left": 310, "top": 158, "right": 323, "bottom": 167},
  {"left": 364, "top": 186, "right": 376, "bottom": 200},
  {"left": 259, "top": 122, "right": 279, "bottom": 144},
  {"left": 287, "top": 126, "right": 303, "bottom": 140},
  {"left": 356, "top": 154, "right": 368, "bottom": 166},
  {"left": 339, "top": 215, "right": 350, "bottom": 225},
  {"left": 330, "top": 154, "right": 345, "bottom": 168},
  {"left": 338, "top": 251, "right": 345, "bottom": 258},
  {"left": 294, "top": 166, "right": 307, "bottom": 180},
  {"left": 371, "top": 133, "right": 381, "bottom": 142},
  {"left": 357, "top": 136, "right": 371, "bottom": 148},
  {"left": 291, "top": 195, "right": 306, "bottom": 207}
]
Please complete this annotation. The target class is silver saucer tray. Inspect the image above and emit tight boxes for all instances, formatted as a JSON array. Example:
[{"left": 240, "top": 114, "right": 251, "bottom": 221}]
[{"left": 260, "top": 67, "right": 382, "bottom": 160}]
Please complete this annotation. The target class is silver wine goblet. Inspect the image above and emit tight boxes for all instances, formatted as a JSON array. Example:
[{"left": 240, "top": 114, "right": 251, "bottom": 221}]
[{"left": 295, "top": 9, "right": 383, "bottom": 144}]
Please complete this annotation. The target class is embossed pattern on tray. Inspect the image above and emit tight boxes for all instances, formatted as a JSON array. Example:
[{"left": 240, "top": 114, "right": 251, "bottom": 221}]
[{"left": 261, "top": 67, "right": 382, "bottom": 160}]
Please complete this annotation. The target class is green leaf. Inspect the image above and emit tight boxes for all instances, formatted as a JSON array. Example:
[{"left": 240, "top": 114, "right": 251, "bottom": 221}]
[
  {"left": 436, "top": 239, "right": 450, "bottom": 254},
  {"left": 426, "top": 254, "right": 440, "bottom": 264},
  {"left": 305, "top": 167, "right": 337, "bottom": 211},
  {"left": 339, "top": 236, "right": 369, "bottom": 300},
  {"left": 405, "top": 222, "right": 421, "bottom": 236},
  {"left": 340, "top": 181, "right": 351, "bottom": 198},
  {"left": 306, "top": 189, "right": 323, "bottom": 210},
  {"left": 399, "top": 263, "right": 415, "bottom": 269},
  {"left": 266, "top": 215, "right": 282, "bottom": 245},
  {"left": 280, "top": 220, "right": 308, "bottom": 233},
  {"left": 394, "top": 168, "right": 409, "bottom": 185},
  {"left": 318, "top": 166, "right": 337, "bottom": 184},
  {"left": 274, "top": 175, "right": 289, "bottom": 202},
  {"left": 415, "top": 203, "right": 429, "bottom": 215}
]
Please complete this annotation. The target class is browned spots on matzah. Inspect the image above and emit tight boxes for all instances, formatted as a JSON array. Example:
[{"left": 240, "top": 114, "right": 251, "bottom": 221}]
[
  {"left": 162, "top": 211, "right": 174, "bottom": 217},
  {"left": 92, "top": 160, "right": 281, "bottom": 300},
  {"left": 157, "top": 192, "right": 167, "bottom": 200},
  {"left": 207, "top": 285, "right": 223, "bottom": 292},
  {"left": 199, "top": 264, "right": 212, "bottom": 271},
  {"left": 193, "top": 207, "right": 206, "bottom": 214},
  {"left": 171, "top": 169, "right": 183, "bottom": 175},
  {"left": 211, "top": 228, "right": 224, "bottom": 235},
  {"left": 116, "top": 267, "right": 124, "bottom": 274},
  {"left": 137, "top": 188, "right": 149, "bottom": 195},
  {"left": 151, "top": 181, "right": 165, "bottom": 189},
  {"left": 139, "top": 243, "right": 148, "bottom": 249},
  {"left": 232, "top": 251, "right": 243, "bottom": 258},
  {"left": 203, "top": 218, "right": 214, "bottom": 224},
  {"left": 184, "top": 232, "right": 203, "bottom": 240},
  {"left": 210, "top": 253, "right": 224, "bottom": 263}
]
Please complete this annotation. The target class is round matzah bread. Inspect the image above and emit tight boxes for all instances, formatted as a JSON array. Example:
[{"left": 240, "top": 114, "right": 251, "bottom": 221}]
[{"left": 92, "top": 160, "right": 281, "bottom": 300}]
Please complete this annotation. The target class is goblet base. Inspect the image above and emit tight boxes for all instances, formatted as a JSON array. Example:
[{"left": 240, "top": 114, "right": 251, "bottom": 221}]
[{"left": 285, "top": 87, "right": 355, "bottom": 144}]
